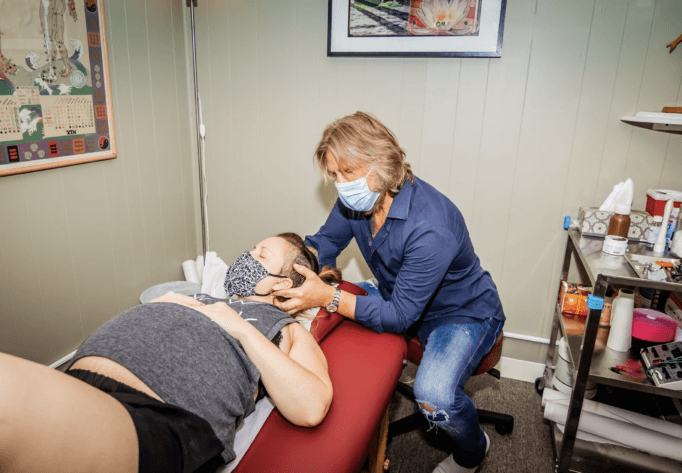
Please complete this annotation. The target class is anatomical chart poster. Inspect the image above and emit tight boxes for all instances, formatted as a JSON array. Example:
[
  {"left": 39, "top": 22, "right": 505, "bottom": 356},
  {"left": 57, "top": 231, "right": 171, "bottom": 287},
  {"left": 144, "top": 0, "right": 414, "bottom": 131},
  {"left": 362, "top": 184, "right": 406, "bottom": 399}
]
[{"left": 0, "top": 0, "right": 115, "bottom": 176}]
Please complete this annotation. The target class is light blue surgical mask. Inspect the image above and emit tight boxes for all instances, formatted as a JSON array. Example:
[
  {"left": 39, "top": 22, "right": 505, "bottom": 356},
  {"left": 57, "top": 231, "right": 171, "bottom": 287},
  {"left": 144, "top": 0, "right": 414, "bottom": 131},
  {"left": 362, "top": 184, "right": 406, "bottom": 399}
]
[{"left": 335, "top": 171, "right": 380, "bottom": 212}]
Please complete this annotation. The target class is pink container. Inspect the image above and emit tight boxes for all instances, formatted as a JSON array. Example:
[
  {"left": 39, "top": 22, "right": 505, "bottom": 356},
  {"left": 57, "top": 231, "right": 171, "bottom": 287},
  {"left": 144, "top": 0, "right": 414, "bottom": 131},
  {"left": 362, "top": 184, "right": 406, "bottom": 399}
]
[{"left": 632, "top": 309, "right": 678, "bottom": 343}]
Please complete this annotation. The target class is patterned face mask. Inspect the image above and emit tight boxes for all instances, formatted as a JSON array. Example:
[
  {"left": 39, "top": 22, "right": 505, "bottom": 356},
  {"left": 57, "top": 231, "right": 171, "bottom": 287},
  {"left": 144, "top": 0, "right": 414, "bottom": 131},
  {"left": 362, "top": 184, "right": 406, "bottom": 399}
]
[{"left": 224, "top": 251, "right": 287, "bottom": 297}]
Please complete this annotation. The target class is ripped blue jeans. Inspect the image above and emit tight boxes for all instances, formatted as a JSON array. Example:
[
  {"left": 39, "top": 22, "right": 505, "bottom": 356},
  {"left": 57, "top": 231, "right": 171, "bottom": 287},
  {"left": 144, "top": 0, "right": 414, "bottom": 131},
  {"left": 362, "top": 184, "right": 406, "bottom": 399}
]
[
  {"left": 414, "top": 318, "right": 503, "bottom": 468},
  {"left": 355, "top": 280, "right": 503, "bottom": 468}
]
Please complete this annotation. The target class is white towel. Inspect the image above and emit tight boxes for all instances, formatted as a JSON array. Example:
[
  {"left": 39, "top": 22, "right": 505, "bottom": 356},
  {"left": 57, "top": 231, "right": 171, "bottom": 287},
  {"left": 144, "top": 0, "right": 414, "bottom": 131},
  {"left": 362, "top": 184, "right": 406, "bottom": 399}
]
[{"left": 195, "top": 255, "right": 204, "bottom": 284}]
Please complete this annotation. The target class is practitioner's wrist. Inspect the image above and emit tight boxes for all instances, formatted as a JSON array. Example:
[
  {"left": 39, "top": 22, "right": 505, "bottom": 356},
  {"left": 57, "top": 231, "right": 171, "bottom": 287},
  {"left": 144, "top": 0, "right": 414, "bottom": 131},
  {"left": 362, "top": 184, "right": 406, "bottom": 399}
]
[{"left": 324, "top": 286, "right": 341, "bottom": 313}]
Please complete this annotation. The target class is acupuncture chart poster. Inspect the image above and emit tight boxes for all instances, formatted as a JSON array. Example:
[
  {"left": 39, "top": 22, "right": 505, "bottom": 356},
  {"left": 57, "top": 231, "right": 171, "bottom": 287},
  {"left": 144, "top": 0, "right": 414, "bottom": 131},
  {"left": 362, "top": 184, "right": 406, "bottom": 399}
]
[{"left": 0, "top": 0, "right": 115, "bottom": 176}]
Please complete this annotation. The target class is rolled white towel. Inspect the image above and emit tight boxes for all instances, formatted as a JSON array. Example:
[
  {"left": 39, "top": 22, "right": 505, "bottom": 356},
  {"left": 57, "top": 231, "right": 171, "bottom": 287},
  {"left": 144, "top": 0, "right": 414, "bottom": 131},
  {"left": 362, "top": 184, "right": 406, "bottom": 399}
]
[{"left": 182, "top": 260, "right": 200, "bottom": 284}]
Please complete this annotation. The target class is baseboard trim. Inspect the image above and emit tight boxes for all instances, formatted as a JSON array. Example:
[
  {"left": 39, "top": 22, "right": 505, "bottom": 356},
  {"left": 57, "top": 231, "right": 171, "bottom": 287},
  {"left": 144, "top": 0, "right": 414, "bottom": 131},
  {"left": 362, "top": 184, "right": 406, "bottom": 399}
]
[
  {"left": 504, "top": 332, "right": 551, "bottom": 345},
  {"left": 496, "top": 356, "right": 545, "bottom": 383},
  {"left": 49, "top": 350, "right": 76, "bottom": 369}
]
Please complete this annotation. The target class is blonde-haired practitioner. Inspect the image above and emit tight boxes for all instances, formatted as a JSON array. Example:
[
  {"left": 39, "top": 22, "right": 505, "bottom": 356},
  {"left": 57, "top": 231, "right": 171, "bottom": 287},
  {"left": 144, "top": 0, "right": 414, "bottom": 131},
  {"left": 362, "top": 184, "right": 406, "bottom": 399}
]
[{"left": 274, "top": 112, "right": 506, "bottom": 473}]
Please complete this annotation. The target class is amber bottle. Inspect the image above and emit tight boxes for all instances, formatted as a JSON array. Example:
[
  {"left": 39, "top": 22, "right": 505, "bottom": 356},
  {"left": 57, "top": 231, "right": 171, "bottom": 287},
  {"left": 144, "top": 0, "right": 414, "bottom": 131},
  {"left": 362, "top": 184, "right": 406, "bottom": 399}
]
[{"left": 607, "top": 203, "right": 631, "bottom": 238}]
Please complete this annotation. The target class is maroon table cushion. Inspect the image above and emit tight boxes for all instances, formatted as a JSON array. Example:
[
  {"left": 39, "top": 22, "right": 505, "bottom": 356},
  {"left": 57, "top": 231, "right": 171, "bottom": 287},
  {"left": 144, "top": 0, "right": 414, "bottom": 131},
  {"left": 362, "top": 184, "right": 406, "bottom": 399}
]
[{"left": 235, "top": 318, "right": 406, "bottom": 473}]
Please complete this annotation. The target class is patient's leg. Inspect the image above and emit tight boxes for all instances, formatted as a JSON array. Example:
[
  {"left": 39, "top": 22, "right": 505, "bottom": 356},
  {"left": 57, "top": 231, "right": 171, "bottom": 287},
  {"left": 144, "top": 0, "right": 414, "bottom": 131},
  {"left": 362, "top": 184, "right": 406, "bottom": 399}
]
[{"left": 0, "top": 352, "right": 138, "bottom": 473}]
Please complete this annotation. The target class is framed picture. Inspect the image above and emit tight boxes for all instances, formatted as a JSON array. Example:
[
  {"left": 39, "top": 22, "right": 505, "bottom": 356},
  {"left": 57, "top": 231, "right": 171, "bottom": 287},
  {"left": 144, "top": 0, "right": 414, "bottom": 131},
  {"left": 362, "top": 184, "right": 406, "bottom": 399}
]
[
  {"left": 328, "top": 0, "right": 507, "bottom": 58},
  {"left": 0, "top": 0, "right": 115, "bottom": 177}
]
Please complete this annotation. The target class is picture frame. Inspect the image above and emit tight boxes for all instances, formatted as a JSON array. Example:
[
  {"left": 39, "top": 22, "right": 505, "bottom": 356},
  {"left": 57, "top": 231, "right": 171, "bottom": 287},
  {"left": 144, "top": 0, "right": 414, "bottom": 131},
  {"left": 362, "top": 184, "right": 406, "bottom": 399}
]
[
  {"left": 328, "top": 0, "right": 507, "bottom": 58},
  {"left": 0, "top": 0, "right": 116, "bottom": 177}
]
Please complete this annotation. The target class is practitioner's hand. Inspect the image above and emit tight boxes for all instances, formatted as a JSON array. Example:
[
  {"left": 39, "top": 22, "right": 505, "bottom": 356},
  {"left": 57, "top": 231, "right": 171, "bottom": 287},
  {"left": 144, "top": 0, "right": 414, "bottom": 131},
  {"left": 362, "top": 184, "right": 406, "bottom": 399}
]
[
  {"left": 150, "top": 292, "right": 205, "bottom": 307},
  {"left": 271, "top": 264, "right": 335, "bottom": 315}
]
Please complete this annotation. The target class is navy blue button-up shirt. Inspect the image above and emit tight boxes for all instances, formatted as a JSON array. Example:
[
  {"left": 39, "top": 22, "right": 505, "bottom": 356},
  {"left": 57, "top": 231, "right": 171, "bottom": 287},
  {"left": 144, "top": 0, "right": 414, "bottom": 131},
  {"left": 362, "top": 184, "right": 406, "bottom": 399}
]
[{"left": 305, "top": 177, "right": 505, "bottom": 345}]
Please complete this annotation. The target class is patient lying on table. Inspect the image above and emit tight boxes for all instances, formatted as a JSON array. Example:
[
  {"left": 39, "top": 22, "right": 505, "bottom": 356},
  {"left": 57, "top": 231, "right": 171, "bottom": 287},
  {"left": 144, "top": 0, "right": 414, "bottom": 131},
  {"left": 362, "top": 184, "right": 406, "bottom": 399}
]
[{"left": 0, "top": 232, "right": 340, "bottom": 473}]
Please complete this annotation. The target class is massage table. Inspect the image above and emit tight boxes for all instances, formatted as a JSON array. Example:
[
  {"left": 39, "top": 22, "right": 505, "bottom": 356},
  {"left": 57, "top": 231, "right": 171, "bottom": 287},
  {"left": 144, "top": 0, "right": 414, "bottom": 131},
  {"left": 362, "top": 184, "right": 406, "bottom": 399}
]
[{"left": 231, "top": 281, "right": 407, "bottom": 473}]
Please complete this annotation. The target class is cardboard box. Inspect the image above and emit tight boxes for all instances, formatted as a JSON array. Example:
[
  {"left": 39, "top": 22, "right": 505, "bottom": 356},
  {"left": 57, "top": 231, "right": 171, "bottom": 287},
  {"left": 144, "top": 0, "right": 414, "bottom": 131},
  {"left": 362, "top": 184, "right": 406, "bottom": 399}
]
[{"left": 578, "top": 207, "right": 653, "bottom": 242}]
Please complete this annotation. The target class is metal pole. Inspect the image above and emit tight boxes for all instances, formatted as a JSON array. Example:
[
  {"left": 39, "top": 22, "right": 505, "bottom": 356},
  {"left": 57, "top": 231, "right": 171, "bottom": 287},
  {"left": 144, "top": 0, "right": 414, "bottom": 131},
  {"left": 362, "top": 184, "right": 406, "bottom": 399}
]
[
  {"left": 556, "top": 276, "right": 606, "bottom": 472},
  {"left": 188, "top": 0, "right": 207, "bottom": 256}
]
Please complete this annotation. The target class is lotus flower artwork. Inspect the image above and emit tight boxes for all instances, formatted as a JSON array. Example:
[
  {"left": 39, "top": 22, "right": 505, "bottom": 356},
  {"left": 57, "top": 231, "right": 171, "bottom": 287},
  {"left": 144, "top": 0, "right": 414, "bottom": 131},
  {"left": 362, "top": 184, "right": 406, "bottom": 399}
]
[
  {"left": 411, "top": 0, "right": 479, "bottom": 36},
  {"left": 334, "top": 0, "right": 503, "bottom": 57}
]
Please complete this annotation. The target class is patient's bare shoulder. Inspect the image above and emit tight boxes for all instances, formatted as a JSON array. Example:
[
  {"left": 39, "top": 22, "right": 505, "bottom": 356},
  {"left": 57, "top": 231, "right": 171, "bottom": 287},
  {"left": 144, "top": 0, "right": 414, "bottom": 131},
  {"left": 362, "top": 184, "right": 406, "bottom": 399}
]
[{"left": 278, "top": 321, "right": 315, "bottom": 355}]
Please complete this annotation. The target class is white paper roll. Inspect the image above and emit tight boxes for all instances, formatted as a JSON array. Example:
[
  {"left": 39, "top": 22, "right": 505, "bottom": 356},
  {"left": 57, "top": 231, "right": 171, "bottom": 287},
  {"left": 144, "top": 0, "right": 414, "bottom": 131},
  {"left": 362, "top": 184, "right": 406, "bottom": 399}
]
[
  {"left": 544, "top": 400, "right": 682, "bottom": 462},
  {"left": 607, "top": 289, "right": 635, "bottom": 352},
  {"left": 182, "top": 260, "right": 201, "bottom": 284},
  {"left": 554, "top": 422, "right": 628, "bottom": 447},
  {"left": 541, "top": 388, "right": 682, "bottom": 439},
  {"left": 542, "top": 386, "right": 564, "bottom": 407},
  {"left": 195, "top": 255, "right": 204, "bottom": 284}
]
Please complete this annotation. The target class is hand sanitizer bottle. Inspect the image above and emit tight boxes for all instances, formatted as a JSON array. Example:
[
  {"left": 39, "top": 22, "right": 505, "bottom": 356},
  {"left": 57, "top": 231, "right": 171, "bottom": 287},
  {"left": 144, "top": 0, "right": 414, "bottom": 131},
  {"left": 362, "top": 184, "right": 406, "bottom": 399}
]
[{"left": 646, "top": 216, "right": 664, "bottom": 250}]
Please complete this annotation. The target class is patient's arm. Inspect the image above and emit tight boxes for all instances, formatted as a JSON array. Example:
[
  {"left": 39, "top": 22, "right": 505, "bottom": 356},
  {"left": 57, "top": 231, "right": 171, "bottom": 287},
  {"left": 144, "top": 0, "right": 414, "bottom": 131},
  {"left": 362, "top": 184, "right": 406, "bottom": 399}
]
[
  {"left": 157, "top": 294, "right": 333, "bottom": 427},
  {"left": 245, "top": 322, "right": 333, "bottom": 427}
]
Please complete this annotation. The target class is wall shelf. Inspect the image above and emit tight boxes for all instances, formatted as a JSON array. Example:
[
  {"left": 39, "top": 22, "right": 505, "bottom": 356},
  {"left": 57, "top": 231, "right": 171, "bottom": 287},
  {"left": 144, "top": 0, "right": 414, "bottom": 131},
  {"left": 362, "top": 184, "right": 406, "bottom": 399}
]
[{"left": 620, "top": 112, "right": 682, "bottom": 134}]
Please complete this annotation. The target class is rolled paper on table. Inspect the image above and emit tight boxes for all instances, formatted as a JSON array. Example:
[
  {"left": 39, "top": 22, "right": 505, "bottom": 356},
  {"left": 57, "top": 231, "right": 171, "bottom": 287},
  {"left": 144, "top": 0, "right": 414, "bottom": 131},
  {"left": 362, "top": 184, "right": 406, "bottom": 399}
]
[
  {"left": 182, "top": 259, "right": 201, "bottom": 284},
  {"left": 544, "top": 400, "right": 682, "bottom": 462}
]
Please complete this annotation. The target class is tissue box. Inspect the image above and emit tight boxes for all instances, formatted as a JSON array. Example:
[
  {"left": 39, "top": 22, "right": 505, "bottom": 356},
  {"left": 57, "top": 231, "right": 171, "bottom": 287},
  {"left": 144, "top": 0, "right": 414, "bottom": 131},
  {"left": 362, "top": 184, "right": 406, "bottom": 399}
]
[{"left": 578, "top": 207, "right": 653, "bottom": 241}]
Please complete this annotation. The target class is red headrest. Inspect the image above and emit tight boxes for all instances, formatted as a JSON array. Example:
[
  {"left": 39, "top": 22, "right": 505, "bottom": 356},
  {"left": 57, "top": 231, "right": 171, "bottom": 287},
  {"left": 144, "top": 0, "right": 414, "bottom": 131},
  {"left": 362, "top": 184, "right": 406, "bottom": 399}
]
[{"left": 309, "top": 281, "right": 367, "bottom": 343}]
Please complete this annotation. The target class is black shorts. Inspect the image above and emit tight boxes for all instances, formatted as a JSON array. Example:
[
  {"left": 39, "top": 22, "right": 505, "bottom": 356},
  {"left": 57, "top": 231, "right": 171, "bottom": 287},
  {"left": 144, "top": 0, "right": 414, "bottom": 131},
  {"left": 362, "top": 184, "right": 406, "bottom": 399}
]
[{"left": 66, "top": 369, "right": 225, "bottom": 473}]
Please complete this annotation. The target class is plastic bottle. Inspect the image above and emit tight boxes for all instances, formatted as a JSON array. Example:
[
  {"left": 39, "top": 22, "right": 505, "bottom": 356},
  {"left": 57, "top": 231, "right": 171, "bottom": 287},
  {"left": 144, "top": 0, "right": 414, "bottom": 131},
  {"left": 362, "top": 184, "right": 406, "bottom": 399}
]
[
  {"left": 671, "top": 210, "right": 682, "bottom": 257},
  {"left": 607, "top": 203, "right": 631, "bottom": 238},
  {"left": 654, "top": 199, "right": 674, "bottom": 254},
  {"left": 646, "top": 216, "right": 664, "bottom": 250},
  {"left": 666, "top": 206, "right": 681, "bottom": 251}
]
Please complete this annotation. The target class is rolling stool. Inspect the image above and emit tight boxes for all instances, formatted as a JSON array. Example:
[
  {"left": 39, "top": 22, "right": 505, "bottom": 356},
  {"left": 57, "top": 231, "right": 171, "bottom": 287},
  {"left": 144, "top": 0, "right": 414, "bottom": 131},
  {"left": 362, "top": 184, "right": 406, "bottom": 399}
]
[{"left": 388, "top": 330, "right": 514, "bottom": 444}]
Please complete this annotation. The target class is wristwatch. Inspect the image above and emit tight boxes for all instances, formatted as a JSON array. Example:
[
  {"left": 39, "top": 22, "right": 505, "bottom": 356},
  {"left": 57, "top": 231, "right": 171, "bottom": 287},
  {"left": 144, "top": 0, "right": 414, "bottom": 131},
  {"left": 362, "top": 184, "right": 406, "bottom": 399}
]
[{"left": 326, "top": 288, "right": 342, "bottom": 313}]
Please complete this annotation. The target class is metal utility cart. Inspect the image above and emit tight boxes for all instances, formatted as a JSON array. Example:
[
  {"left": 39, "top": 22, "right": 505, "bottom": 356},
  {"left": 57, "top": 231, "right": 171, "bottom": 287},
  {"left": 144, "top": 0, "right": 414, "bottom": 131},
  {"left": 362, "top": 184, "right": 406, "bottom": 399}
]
[{"left": 539, "top": 227, "right": 682, "bottom": 473}]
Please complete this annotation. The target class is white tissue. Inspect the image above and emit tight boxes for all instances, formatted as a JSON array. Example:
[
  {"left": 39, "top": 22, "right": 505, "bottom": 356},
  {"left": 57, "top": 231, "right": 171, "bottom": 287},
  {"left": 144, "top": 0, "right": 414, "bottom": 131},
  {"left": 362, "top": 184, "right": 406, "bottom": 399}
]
[
  {"left": 599, "top": 178, "right": 634, "bottom": 212},
  {"left": 201, "top": 251, "right": 228, "bottom": 298}
]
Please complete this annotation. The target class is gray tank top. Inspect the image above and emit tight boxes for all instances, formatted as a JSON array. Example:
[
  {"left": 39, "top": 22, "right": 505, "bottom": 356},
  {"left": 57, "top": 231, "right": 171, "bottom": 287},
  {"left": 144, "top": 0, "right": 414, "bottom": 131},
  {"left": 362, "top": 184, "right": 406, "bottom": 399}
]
[{"left": 65, "top": 295, "right": 296, "bottom": 464}]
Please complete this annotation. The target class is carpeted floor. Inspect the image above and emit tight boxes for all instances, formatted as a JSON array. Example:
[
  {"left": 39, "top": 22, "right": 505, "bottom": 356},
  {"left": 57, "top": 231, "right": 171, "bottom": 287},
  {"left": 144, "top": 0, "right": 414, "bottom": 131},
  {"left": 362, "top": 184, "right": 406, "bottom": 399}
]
[{"left": 385, "top": 362, "right": 556, "bottom": 473}]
